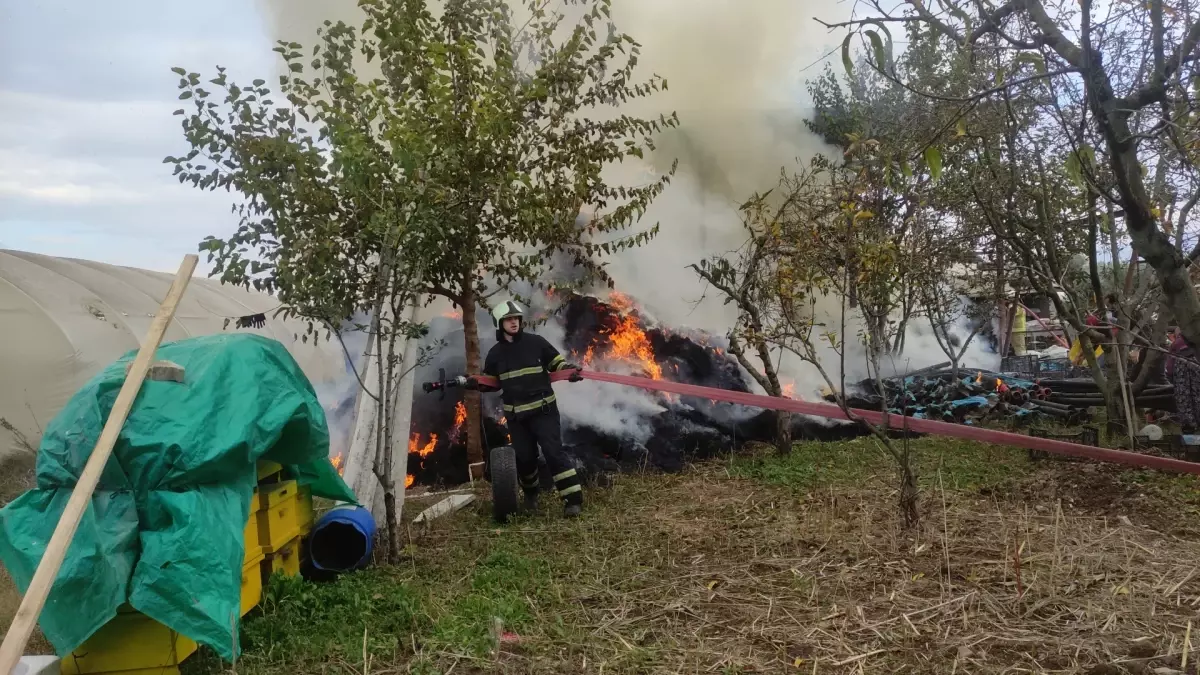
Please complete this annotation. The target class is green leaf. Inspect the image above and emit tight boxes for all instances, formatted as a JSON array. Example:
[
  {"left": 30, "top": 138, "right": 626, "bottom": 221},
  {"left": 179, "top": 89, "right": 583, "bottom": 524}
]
[
  {"left": 865, "top": 30, "right": 887, "bottom": 72},
  {"left": 924, "top": 146, "right": 943, "bottom": 181},
  {"left": 1014, "top": 53, "right": 1047, "bottom": 76},
  {"left": 841, "top": 33, "right": 854, "bottom": 77},
  {"left": 1065, "top": 144, "right": 1096, "bottom": 188},
  {"left": 1064, "top": 153, "right": 1083, "bottom": 187},
  {"left": 171, "top": 66, "right": 186, "bottom": 76},
  {"left": 1079, "top": 145, "right": 1096, "bottom": 168},
  {"left": 955, "top": 117, "right": 967, "bottom": 137},
  {"left": 179, "top": 91, "right": 192, "bottom": 100}
]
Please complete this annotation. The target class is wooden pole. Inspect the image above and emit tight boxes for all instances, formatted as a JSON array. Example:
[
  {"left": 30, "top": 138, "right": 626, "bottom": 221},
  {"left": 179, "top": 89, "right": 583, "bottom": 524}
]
[{"left": 0, "top": 254, "right": 197, "bottom": 673}]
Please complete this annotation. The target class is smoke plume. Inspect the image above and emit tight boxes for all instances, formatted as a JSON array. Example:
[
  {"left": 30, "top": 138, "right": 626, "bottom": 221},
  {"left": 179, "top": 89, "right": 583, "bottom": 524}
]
[{"left": 251, "top": 0, "right": 995, "bottom": 435}]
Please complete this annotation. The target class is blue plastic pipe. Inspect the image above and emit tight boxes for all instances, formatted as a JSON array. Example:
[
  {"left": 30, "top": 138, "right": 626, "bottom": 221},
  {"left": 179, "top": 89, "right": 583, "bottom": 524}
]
[{"left": 309, "top": 505, "right": 377, "bottom": 572}]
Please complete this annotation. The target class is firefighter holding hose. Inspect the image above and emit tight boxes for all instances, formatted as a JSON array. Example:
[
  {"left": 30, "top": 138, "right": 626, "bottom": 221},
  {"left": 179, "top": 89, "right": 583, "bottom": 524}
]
[{"left": 461, "top": 299, "right": 586, "bottom": 518}]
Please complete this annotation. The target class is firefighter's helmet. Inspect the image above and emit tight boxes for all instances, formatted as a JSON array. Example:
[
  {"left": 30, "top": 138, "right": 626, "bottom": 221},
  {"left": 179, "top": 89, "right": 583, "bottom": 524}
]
[{"left": 491, "top": 299, "right": 525, "bottom": 327}]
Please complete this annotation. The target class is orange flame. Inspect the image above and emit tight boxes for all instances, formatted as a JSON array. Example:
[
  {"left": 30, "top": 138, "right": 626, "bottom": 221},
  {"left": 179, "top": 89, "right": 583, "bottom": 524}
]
[
  {"left": 604, "top": 314, "right": 662, "bottom": 380},
  {"left": 498, "top": 415, "right": 512, "bottom": 444},
  {"left": 782, "top": 382, "right": 796, "bottom": 399},
  {"left": 405, "top": 474, "right": 415, "bottom": 488},
  {"left": 443, "top": 307, "right": 462, "bottom": 319},
  {"left": 975, "top": 371, "right": 983, "bottom": 384},
  {"left": 330, "top": 453, "right": 345, "bottom": 475},
  {"left": 582, "top": 345, "right": 596, "bottom": 366},
  {"left": 450, "top": 401, "right": 468, "bottom": 438},
  {"left": 607, "top": 291, "right": 634, "bottom": 312},
  {"left": 408, "top": 432, "right": 438, "bottom": 458}
]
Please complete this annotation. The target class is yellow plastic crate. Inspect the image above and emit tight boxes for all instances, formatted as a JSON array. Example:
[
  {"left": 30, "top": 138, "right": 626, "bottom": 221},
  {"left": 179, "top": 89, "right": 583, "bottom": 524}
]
[
  {"left": 243, "top": 502, "right": 261, "bottom": 563},
  {"left": 256, "top": 481, "right": 301, "bottom": 553},
  {"left": 80, "top": 669, "right": 180, "bottom": 675},
  {"left": 240, "top": 550, "right": 266, "bottom": 616},
  {"left": 59, "top": 613, "right": 196, "bottom": 675},
  {"left": 264, "top": 536, "right": 302, "bottom": 578},
  {"left": 256, "top": 460, "right": 283, "bottom": 482}
]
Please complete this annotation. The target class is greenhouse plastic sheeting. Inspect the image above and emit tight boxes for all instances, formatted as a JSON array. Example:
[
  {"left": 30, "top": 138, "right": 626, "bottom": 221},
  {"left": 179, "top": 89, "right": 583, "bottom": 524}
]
[
  {"left": 0, "top": 249, "right": 346, "bottom": 465},
  {"left": 0, "top": 333, "right": 357, "bottom": 661}
]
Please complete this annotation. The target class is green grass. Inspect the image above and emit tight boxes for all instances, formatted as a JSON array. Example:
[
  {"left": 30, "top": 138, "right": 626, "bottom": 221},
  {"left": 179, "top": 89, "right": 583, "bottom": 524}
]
[
  {"left": 182, "top": 436, "right": 1200, "bottom": 674},
  {"left": 185, "top": 513, "right": 570, "bottom": 674},
  {"left": 730, "top": 436, "right": 1035, "bottom": 494}
]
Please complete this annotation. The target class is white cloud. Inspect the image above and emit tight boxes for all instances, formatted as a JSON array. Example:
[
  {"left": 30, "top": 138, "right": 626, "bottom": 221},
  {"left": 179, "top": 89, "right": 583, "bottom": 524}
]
[{"left": 0, "top": 0, "right": 274, "bottom": 271}]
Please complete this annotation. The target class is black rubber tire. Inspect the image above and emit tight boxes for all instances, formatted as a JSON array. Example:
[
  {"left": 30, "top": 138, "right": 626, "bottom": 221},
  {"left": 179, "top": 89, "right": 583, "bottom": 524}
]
[{"left": 489, "top": 445, "right": 521, "bottom": 524}]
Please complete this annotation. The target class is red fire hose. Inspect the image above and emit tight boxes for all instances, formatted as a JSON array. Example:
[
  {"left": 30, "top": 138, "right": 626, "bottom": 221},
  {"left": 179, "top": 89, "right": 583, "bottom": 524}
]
[{"left": 472, "top": 370, "right": 1200, "bottom": 476}]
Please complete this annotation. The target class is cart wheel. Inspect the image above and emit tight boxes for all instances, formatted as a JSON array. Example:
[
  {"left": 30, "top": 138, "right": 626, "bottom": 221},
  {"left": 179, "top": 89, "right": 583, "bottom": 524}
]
[{"left": 489, "top": 445, "right": 521, "bottom": 524}]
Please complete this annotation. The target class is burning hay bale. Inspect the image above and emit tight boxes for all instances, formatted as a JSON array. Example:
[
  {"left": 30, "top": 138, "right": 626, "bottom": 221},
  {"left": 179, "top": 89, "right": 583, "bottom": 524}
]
[{"left": 406, "top": 292, "right": 867, "bottom": 489}]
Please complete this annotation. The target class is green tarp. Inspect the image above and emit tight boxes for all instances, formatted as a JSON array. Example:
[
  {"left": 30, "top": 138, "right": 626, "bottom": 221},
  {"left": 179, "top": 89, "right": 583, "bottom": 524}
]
[{"left": 0, "top": 334, "right": 357, "bottom": 661}]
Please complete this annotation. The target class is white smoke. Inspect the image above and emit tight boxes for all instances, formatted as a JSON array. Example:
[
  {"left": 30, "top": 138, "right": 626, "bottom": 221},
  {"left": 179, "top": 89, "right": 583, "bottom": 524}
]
[{"left": 250, "top": 0, "right": 995, "bottom": 434}]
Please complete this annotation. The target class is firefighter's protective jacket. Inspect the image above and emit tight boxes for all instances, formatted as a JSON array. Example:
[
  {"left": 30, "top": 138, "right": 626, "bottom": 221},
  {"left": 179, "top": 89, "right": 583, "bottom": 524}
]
[{"left": 482, "top": 331, "right": 572, "bottom": 417}]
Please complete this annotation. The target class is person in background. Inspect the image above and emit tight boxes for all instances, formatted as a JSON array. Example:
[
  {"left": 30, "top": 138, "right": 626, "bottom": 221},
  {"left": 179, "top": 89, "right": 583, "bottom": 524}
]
[
  {"left": 1167, "top": 327, "right": 1200, "bottom": 433},
  {"left": 1012, "top": 304, "right": 1027, "bottom": 356}
]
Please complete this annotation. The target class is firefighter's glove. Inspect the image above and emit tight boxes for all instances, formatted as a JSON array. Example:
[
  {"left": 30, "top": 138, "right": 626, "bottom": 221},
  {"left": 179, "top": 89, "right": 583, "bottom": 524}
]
[{"left": 566, "top": 366, "right": 584, "bottom": 383}]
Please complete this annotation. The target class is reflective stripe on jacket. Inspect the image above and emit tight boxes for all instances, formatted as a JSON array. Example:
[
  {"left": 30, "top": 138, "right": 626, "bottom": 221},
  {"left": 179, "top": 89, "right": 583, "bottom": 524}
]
[{"left": 483, "top": 331, "right": 570, "bottom": 417}]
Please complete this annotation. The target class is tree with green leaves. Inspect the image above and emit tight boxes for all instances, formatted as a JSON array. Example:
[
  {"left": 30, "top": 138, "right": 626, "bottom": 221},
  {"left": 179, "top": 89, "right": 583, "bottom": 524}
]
[
  {"left": 697, "top": 150, "right": 931, "bottom": 528},
  {"left": 820, "top": 0, "right": 1200, "bottom": 360},
  {"left": 169, "top": 0, "right": 678, "bottom": 489},
  {"left": 804, "top": 38, "right": 980, "bottom": 358}
]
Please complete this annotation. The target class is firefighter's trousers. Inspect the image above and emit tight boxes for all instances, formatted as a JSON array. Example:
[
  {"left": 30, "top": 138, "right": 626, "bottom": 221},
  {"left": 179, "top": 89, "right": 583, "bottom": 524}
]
[{"left": 507, "top": 406, "right": 583, "bottom": 506}]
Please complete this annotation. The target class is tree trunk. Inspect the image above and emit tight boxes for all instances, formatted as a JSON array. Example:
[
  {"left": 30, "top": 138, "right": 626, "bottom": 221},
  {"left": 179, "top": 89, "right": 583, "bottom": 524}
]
[
  {"left": 381, "top": 294, "right": 403, "bottom": 565},
  {"left": 898, "top": 460, "right": 919, "bottom": 530},
  {"left": 461, "top": 284, "right": 485, "bottom": 477},
  {"left": 774, "top": 411, "right": 793, "bottom": 456},
  {"left": 868, "top": 338, "right": 920, "bottom": 530},
  {"left": 1085, "top": 66, "right": 1200, "bottom": 350}
]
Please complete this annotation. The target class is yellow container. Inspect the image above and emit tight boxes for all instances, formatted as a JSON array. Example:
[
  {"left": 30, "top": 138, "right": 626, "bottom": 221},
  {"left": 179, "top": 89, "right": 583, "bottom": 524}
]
[
  {"left": 297, "top": 486, "right": 314, "bottom": 531},
  {"left": 59, "top": 613, "right": 196, "bottom": 675},
  {"left": 256, "top": 479, "right": 297, "bottom": 511},
  {"left": 82, "top": 669, "right": 180, "bottom": 675},
  {"left": 256, "top": 460, "right": 283, "bottom": 482},
  {"left": 243, "top": 503, "right": 261, "bottom": 564},
  {"left": 264, "top": 536, "right": 302, "bottom": 578},
  {"left": 256, "top": 481, "right": 301, "bottom": 553},
  {"left": 240, "top": 550, "right": 266, "bottom": 616}
]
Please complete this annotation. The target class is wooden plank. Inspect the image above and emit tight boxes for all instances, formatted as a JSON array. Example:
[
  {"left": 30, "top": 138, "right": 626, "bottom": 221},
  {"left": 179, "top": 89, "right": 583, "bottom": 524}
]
[
  {"left": 0, "top": 254, "right": 198, "bottom": 673},
  {"left": 412, "top": 494, "right": 476, "bottom": 524}
]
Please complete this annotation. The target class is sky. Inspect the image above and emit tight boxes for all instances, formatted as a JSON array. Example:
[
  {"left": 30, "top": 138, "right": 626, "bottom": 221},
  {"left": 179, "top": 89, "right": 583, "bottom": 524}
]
[{"left": 0, "top": 0, "right": 274, "bottom": 274}]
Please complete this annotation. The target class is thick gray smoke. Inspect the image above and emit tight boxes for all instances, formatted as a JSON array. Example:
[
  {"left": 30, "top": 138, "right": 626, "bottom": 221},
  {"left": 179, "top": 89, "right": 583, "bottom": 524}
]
[{"left": 251, "top": 0, "right": 995, "bottom": 437}]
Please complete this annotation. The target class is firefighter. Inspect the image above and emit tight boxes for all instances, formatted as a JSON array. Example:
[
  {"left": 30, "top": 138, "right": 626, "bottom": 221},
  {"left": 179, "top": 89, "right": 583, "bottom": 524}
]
[{"left": 464, "top": 299, "right": 585, "bottom": 518}]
